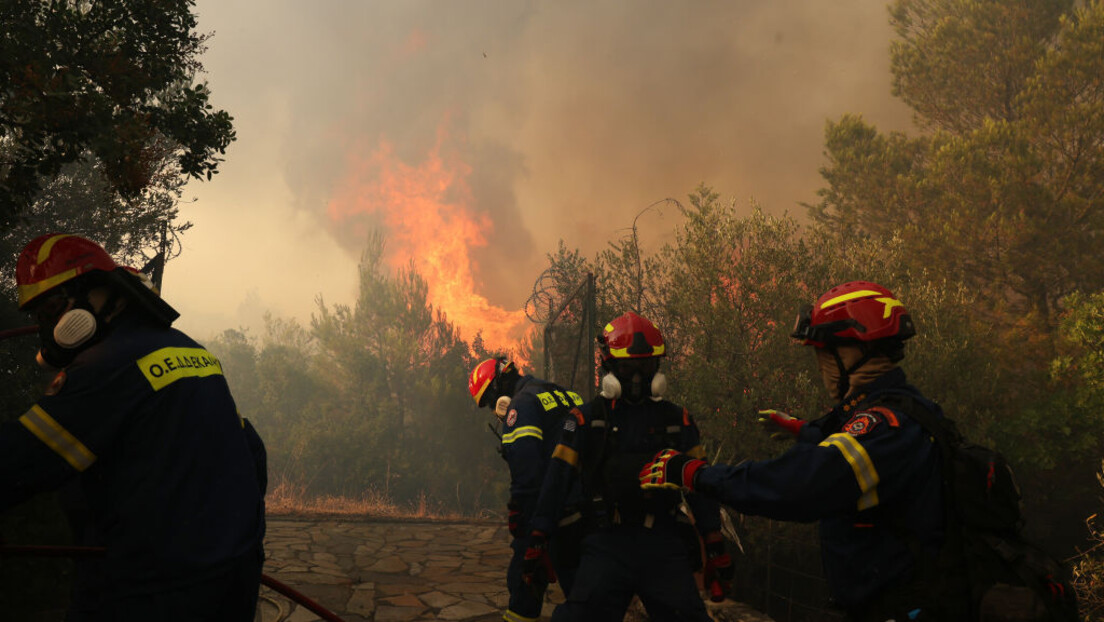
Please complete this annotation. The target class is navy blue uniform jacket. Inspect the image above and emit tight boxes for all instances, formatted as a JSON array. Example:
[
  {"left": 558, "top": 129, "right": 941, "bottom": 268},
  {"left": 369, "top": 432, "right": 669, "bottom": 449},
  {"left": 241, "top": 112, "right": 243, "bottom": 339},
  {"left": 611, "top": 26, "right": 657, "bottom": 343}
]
[
  {"left": 0, "top": 314, "right": 266, "bottom": 598},
  {"left": 695, "top": 368, "right": 944, "bottom": 608},
  {"left": 500, "top": 376, "right": 583, "bottom": 522},
  {"left": 532, "top": 395, "right": 722, "bottom": 536}
]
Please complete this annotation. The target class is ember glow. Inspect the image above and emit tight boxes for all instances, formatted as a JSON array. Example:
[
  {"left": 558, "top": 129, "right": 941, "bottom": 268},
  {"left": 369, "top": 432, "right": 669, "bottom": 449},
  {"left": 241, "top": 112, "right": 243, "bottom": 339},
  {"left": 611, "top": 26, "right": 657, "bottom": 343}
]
[{"left": 327, "top": 123, "right": 529, "bottom": 354}]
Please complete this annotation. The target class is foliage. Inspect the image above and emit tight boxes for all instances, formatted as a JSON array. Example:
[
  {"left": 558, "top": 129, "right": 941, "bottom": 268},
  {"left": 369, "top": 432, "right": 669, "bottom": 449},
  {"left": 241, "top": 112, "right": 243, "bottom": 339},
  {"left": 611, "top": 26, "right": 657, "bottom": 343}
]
[
  {"left": 889, "top": 0, "right": 1072, "bottom": 133},
  {"left": 648, "top": 186, "right": 824, "bottom": 460},
  {"left": 1071, "top": 461, "right": 1103, "bottom": 621},
  {"left": 815, "top": 0, "right": 1104, "bottom": 324},
  {"left": 208, "top": 233, "right": 505, "bottom": 514},
  {"left": 0, "top": 0, "right": 235, "bottom": 220}
]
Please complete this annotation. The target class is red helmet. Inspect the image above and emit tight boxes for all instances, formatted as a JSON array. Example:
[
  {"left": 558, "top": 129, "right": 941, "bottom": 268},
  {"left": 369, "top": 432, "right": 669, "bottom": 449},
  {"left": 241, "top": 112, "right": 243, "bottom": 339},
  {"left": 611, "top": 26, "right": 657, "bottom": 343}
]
[
  {"left": 16, "top": 234, "right": 119, "bottom": 310},
  {"left": 791, "top": 281, "right": 915, "bottom": 347},
  {"left": 468, "top": 358, "right": 516, "bottom": 407},
  {"left": 598, "top": 312, "right": 666, "bottom": 362}
]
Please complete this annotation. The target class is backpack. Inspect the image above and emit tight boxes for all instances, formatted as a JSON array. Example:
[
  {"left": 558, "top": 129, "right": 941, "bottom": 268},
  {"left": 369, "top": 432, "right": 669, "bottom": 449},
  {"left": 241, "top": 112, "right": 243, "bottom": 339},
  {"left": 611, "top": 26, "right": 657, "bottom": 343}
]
[{"left": 875, "top": 391, "right": 1080, "bottom": 622}]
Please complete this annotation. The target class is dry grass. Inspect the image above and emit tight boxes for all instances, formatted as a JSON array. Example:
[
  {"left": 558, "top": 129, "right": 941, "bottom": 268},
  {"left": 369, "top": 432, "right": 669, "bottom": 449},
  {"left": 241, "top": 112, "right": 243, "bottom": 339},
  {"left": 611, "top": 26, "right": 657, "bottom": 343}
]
[{"left": 264, "top": 479, "right": 464, "bottom": 520}]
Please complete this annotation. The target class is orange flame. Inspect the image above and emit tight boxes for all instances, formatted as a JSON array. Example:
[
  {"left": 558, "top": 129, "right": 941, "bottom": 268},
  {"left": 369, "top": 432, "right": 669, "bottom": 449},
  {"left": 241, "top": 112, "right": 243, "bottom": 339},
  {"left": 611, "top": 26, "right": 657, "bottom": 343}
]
[{"left": 327, "top": 123, "right": 528, "bottom": 355}]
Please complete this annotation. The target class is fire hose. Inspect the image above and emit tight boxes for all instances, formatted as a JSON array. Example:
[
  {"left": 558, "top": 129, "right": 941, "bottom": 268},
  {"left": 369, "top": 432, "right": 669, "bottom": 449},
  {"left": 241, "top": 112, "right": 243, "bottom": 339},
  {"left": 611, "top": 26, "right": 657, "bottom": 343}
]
[
  {"left": 0, "top": 325, "right": 38, "bottom": 341},
  {"left": 0, "top": 544, "right": 348, "bottom": 622}
]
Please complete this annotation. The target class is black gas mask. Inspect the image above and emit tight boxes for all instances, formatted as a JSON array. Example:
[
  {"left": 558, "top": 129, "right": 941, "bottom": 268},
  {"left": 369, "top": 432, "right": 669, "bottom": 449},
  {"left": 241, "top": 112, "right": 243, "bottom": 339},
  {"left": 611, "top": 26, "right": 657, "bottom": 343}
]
[
  {"left": 600, "top": 357, "right": 667, "bottom": 403},
  {"left": 30, "top": 284, "right": 118, "bottom": 369}
]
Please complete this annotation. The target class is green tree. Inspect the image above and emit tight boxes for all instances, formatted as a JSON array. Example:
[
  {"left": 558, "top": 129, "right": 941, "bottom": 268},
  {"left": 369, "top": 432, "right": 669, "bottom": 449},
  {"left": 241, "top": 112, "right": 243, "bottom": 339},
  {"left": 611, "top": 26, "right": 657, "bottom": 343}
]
[
  {"left": 814, "top": 0, "right": 1104, "bottom": 324},
  {"left": 889, "top": 0, "right": 1072, "bottom": 133},
  {"left": 310, "top": 233, "right": 487, "bottom": 503},
  {"left": 0, "top": 0, "right": 235, "bottom": 220}
]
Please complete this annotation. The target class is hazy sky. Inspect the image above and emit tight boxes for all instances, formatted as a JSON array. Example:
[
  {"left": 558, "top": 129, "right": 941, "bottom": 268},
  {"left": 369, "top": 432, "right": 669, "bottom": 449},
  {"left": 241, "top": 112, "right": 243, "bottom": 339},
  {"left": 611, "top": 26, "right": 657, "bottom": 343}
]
[{"left": 166, "top": 0, "right": 913, "bottom": 349}]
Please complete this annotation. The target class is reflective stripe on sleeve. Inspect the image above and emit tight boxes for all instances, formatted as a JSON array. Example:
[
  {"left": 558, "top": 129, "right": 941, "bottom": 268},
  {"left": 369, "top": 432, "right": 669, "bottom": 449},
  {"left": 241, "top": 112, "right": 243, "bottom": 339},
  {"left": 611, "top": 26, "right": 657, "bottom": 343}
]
[
  {"left": 502, "top": 426, "right": 543, "bottom": 445},
  {"left": 504, "top": 609, "right": 539, "bottom": 622},
  {"left": 819, "top": 432, "right": 880, "bottom": 510},
  {"left": 19, "top": 405, "right": 96, "bottom": 472},
  {"left": 552, "top": 444, "right": 579, "bottom": 467}
]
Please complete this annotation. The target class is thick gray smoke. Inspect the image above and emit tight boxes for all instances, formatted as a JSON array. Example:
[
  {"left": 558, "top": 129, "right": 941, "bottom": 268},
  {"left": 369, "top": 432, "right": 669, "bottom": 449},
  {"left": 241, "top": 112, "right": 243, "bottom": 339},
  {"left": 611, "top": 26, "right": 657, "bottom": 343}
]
[{"left": 189, "top": 0, "right": 912, "bottom": 321}]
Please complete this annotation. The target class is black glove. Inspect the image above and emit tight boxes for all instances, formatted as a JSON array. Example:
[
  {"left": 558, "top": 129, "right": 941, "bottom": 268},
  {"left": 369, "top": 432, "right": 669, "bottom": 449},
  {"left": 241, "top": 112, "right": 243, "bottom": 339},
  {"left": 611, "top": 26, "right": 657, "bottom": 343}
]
[
  {"left": 507, "top": 499, "right": 523, "bottom": 539},
  {"left": 522, "top": 530, "right": 557, "bottom": 592},
  {"left": 639, "top": 449, "right": 707, "bottom": 491},
  {"left": 702, "top": 531, "right": 734, "bottom": 602}
]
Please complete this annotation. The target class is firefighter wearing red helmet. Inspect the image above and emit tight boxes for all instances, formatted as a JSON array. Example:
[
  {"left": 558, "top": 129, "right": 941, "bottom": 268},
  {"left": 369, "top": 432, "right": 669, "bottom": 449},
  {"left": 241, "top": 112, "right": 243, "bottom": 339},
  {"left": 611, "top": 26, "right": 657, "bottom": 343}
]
[
  {"left": 639, "top": 282, "right": 967, "bottom": 620},
  {"left": 468, "top": 357, "right": 583, "bottom": 622},
  {"left": 526, "top": 311, "right": 728, "bottom": 621},
  {"left": 3, "top": 234, "right": 266, "bottom": 621}
]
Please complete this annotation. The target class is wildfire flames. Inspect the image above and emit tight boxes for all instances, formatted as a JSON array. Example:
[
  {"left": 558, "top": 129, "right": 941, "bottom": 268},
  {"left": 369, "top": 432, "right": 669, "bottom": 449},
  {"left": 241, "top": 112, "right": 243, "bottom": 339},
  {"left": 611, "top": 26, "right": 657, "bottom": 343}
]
[{"left": 327, "top": 123, "right": 528, "bottom": 355}]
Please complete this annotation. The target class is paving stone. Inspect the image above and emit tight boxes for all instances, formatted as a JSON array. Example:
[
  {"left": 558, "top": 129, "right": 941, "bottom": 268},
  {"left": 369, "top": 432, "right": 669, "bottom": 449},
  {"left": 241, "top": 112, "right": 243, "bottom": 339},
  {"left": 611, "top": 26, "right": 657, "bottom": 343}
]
[
  {"left": 262, "top": 518, "right": 774, "bottom": 622},
  {"left": 375, "top": 605, "right": 427, "bottom": 622},
  {"left": 419, "top": 591, "right": 461, "bottom": 609},
  {"left": 438, "top": 599, "right": 498, "bottom": 619},
  {"left": 285, "top": 604, "right": 322, "bottom": 622},
  {"left": 346, "top": 588, "right": 376, "bottom": 616},
  {"left": 366, "top": 555, "right": 409, "bottom": 573}
]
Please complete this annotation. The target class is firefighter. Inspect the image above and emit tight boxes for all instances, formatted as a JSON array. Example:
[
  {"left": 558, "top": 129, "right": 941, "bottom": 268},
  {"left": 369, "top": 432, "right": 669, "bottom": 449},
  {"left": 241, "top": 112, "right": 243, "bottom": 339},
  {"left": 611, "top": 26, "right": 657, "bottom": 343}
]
[
  {"left": 469, "top": 357, "right": 582, "bottom": 622},
  {"left": 526, "top": 311, "right": 731, "bottom": 622},
  {"left": 639, "top": 281, "right": 961, "bottom": 621},
  {"left": 0, "top": 234, "right": 266, "bottom": 621}
]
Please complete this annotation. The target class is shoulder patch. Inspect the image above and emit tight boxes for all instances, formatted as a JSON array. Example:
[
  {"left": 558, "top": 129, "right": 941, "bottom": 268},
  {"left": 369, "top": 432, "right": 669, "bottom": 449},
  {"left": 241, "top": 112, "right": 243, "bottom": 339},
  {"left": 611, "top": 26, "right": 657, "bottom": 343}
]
[
  {"left": 506, "top": 409, "right": 518, "bottom": 427},
  {"left": 864, "top": 406, "right": 899, "bottom": 427},
  {"left": 563, "top": 417, "right": 577, "bottom": 432},
  {"left": 842, "top": 411, "right": 883, "bottom": 437},
  {"left": 571, "top": 407, "right": 586, "bottom": 426},
  {"left": 44, "top": 371, "right": 66, "bottom": 396}
]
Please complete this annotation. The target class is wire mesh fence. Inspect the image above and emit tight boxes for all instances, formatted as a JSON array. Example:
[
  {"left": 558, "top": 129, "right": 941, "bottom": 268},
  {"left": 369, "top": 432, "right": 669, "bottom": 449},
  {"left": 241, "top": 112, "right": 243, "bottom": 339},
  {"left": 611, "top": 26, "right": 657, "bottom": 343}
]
[{"left": 731, "top": 516, "right": 846, "bottom": 622}]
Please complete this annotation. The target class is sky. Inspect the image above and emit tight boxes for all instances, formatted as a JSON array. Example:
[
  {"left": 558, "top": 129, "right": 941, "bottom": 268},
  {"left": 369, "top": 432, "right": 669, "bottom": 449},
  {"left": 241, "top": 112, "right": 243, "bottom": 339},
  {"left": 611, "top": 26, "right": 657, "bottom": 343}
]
[{"left": 166, "top": 0, "right": 914, "bottom": 350}]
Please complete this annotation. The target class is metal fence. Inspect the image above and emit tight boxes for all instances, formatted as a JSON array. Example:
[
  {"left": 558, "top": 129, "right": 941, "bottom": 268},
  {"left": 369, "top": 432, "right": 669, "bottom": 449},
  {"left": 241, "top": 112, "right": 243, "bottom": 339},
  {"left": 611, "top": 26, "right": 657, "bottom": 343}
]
[{"left": 730, "top": 516, "right": 846, "bottom": 622}]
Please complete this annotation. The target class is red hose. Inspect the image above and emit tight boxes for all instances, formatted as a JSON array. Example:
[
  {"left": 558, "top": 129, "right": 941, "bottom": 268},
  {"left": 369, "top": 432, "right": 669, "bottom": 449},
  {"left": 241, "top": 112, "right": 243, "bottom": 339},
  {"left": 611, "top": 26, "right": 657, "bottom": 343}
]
[
  {"left": 261, "top": 574, "right": 347, "bottom": 622},
  {"left": 0, "top": 544, "right": 348, "bottom": 622},
  {"left": 0, "top": 325, "right": 38, "bottom": 341}
]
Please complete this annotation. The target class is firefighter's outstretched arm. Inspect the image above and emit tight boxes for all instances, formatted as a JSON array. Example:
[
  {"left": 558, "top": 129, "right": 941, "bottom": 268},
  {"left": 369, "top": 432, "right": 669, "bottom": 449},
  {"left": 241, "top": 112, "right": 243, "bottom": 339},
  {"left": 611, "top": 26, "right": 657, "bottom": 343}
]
[{"left": 641, "top": 441, "right": 871, "bottom": 523}]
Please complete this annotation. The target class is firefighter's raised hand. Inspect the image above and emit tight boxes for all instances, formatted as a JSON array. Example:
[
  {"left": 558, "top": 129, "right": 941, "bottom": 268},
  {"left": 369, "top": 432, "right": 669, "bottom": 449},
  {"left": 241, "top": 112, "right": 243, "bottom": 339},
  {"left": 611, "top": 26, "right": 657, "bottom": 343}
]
[
  {"left": 639, "top": 449, "right": 706, "bottom": 491},
  {"left": 522, "top": 530, "right": 557, "bottom": 591},
  {"left": 757, "top": 409, "right": 804, "bottom": 440},
  {"left": 702, "top": 531, "right": 734, "bottom": 602}
]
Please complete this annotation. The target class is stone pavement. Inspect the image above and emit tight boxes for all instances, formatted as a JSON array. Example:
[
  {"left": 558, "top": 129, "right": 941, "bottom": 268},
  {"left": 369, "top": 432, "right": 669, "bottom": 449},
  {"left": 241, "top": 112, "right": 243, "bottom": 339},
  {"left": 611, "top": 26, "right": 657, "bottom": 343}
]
[{"left": 259, "top": 517, "right": 774, "bottom": 622}]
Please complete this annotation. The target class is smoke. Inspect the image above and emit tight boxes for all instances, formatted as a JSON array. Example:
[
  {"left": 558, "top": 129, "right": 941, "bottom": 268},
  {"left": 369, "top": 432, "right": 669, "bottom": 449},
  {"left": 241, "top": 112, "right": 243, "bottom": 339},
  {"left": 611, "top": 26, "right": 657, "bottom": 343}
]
[{"left": 182, "top": 0, "right": 911, "bottom": 341}]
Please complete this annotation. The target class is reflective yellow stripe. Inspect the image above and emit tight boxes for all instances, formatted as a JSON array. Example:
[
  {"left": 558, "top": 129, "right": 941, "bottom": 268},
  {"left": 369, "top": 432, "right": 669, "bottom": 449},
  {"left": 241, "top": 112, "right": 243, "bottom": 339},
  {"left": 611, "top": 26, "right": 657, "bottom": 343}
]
[
  {"left": 820, "top": 289, "right": 883, "bottom": 309},
  {"left": 686, "top": 444, "right": 707, "bottom": 459},
  {"left": 19, "top": 405, "right": 96, "bottom": 471},
  {"left": 38, "top": 234, "right": 73, "bottom": 263},
  {"left": 504, "top": 610, "right": 539, "bottom": 622},
  {"left": 552, "top": 444, "right": 579, "bottom": 467},
  {"left": 470, "top": 366, "right": 490, "bottom": 405},
  {"left": 876, "top": 296, "right": 903, "bottom": 318},
  {"left": 502, "top": 426, "right": 543, "bottom": 444},
  {"left": 136, "top": 347, "right": 223, "bottom": 391},
  {"left": 819, "top": 433, "right": 880, "bottom": 510},
  {"left": 609, "top": 343, "right": 665, "bottom": 358},
  {"left": 18, "top": 267, "right": 79, "bottom": 307},
  {"left": 567, "top": 391, "right": 583, "bottom": 406}
]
